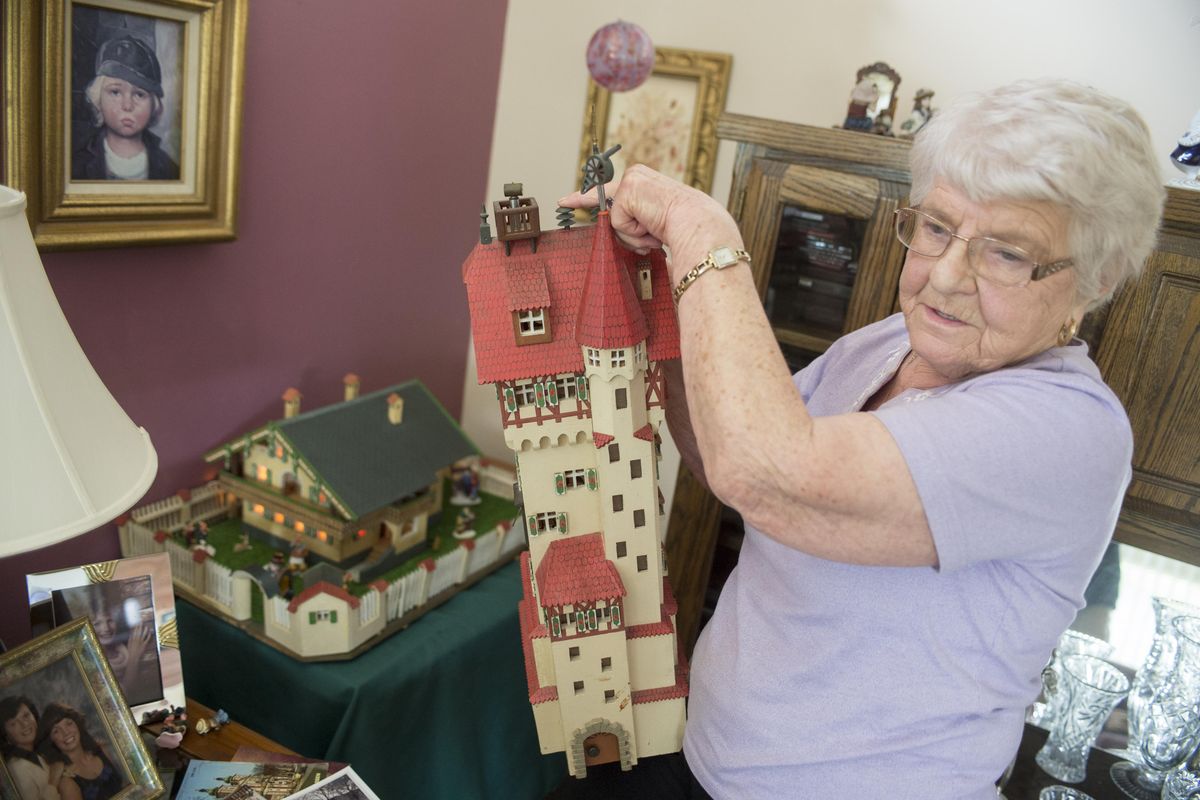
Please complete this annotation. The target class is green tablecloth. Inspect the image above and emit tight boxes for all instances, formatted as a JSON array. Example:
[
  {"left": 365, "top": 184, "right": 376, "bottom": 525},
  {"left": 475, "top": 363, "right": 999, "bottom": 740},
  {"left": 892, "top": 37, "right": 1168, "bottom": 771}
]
[{"left": 177, "top": 560, "right": 566, "bottom": 799}]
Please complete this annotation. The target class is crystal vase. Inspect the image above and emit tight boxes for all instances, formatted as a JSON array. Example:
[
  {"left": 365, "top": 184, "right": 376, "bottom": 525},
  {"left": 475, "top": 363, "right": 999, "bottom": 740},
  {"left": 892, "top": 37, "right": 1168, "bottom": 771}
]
[{"left": 1035, "top": 653, "right": 1129, "bottom": 783}]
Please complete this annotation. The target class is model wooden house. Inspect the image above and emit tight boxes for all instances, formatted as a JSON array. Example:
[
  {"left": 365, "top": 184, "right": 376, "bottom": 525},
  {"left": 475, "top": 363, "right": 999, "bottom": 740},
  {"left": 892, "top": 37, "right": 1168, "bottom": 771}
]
[
  {"left": 462, "top": 186, "right": 688, "bottom": 777},
  {"left": 202, "top": 378, "right": 478, "bottom": 568}
]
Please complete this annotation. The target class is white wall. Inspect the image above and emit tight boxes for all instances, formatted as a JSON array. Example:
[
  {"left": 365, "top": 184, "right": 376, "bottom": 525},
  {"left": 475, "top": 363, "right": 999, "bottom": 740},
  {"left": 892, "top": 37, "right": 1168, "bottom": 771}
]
[{"left": 463, "top": 0, "right": 1200, "bottom": 521}]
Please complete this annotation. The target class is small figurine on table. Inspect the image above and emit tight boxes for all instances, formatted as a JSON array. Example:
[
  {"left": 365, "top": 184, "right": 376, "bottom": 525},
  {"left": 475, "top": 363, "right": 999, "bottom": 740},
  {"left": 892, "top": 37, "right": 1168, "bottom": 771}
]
[
  {"left": 871, "top": 112, "right": 895, "bottom": 137},
  {"left": 154, "top": 706, "right": 188, "bottom": 749},
  {"left": 1171, "top": 108, "right": 1200, "bottom": 188},
  {"left": 193, "top": 521, "right": 215, "bottom": 555},
  {"left": 233, "top": 529, "right": 252, "bottom": 552},
  {"left": 452, "top": 507, "right": 477, "bottom": 540},
  {"left": 843, "top": 77, "right": 880, "bottom": 132},
  {"left": 194, "top": 709, "right": 229, "bottom": 735},
  {"left": 288, "top": 537, "right": 309, "bottom": 570},
  {"left": 899, "top": 88, "right": 935, "bottom": 138},
  {"left": 450, "top": 465, "right": 482, "bottom": 506}
]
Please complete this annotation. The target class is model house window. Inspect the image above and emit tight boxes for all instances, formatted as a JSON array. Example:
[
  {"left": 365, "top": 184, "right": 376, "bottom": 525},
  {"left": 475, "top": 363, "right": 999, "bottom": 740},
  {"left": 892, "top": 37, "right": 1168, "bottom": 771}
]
[
  {"left": 555, "top": 377, "right": 578, "bottom": 400},
  {"left": 601, "top": 656, "right": 612, "bottom": 672},
  {"left": 514, "top": 382, "right": 538, "bottom": 406},
  {"left": 630, "top": 460, "right": 642, "bottom": 480},
  {"left": 611, "top": 349, "right": 626, "bottom": 368},
  {"left": 616, "top": 541, "right": 627, "bottom": 558},
  {"left": 256, "top": 464, "right": 269, "bottom": 482},
  {"left": 587, "top": 348, "right": 601, "bottom": 367},
  {"left": 294, "top": 521, "right": 305, "bottom": 533},
  {"left": 638, "top": 265, "right": 653, "bottom": 300},
  {"left": 609, "top": 443, "right": 620, "bottom": 463},
  {"left": 569, "top": 646, "right": 580, "bottom": 660},
  {"left": 275, "top": 444, "right": 286, "bottom": 460},
  {"left": 517, "top": 307, "right": 546, "bottom": 335},
  {"left": 605, "top": 689, "right": 616, "bottom": 703},
  {"left": 637, "top": 555, "right": 648, "bottom": 572},
  {"left": 574, "top": 681, "right": 585, "bottom": 695},
  {"left": 309, "top": 610, "right": 337, "bottom": 624},
  {"left": 535, "top": 511, "right": 561, "bottom": 532},
  {"left": 273, "top": 512, "right": 286, "bottom": 525},
  {"left": 564, "top": 469, "right": 587, "bottom": 489},
  {"left": 615, "top": 388, "right": 628, "bottom": 409},
  {"left": 612, "top": 494, "right": 624, "bottom": 513},
  {"left": 634, "top": 342, "right": 645, "bottom": 364}
]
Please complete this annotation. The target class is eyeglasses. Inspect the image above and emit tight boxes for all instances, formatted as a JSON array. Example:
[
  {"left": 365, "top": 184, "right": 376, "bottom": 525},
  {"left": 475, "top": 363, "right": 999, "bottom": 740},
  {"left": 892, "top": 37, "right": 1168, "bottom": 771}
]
[{"left": 893, "top": 207, "right": 1074, "bottom": 288}]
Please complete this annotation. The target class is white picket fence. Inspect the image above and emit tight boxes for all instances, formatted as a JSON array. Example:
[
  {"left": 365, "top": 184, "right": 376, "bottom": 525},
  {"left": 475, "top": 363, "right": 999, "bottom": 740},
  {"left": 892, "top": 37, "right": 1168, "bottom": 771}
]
[{"left": 270, "top": 595, "right": 291, "bottom": 629}]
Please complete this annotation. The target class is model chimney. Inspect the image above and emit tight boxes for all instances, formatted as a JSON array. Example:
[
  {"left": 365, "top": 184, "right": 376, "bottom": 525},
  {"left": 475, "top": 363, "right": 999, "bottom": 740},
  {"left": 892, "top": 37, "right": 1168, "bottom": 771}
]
[
  {"left": 387, "top": 393, "right": 405, "bottom": 425},
  {"left": 282, "top": 387, "right": 302, "bottom": 419},
  {"left": 493, "top": 183, "right": 540, "bottom": 255},
  {"left": 343, "top": 373, "right": 360, "bottom": 401}
]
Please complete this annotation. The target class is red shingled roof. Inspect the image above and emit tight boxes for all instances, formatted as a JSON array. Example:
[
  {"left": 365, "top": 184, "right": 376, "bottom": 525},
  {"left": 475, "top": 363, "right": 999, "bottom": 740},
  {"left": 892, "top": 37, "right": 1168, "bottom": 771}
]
[
  {"left": 574, "top": 213, "right": 648, "bottom": 350},
  {"left": 287, "top": 581, "right": 361, "bottom": 613},
  {"left": 463, "top": 218, "right": 680, "bottom": 384},
  {"left": 504, "top": 259, "right": 551, "bottom": 311},
  {"left": 519, "top": 553, "right": 558, "bottom": 705},
  {"left": 535, "top": 532, "right": 626, "bottom": 607},
  {"left": 633, "top": 423, "right": 655, "bottom": 442},
  {"left": 592, "top": 432, "right": 614, "bottom": 449}
]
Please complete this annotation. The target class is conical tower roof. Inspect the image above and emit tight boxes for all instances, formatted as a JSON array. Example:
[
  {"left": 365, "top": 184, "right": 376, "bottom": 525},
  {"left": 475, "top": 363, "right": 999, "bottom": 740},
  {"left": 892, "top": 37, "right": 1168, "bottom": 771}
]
[{"left": 574, "top": 212, "right": 649, "bottom": 350}]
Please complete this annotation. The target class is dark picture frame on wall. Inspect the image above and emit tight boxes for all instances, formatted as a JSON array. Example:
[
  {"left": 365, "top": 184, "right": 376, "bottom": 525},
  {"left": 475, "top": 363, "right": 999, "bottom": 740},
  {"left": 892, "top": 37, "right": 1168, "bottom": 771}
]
[
  {"left": 2, "top": 0, "right": 248, "bottom": 250},
  {"left": 0, "top": 618, "right": 163, "bottom": 800}
]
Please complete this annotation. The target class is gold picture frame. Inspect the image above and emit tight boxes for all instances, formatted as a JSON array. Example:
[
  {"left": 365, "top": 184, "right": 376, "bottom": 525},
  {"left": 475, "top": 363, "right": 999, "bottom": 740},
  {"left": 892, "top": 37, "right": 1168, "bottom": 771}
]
[
  {"left": 0, "top": 618, "right": 164, "bottom": 799},
  {"left": 3, "top": 0, "right": 248, "bottom": 250},
  {"left": 578, "top": 47, "right": 732, "bottom": 195}
]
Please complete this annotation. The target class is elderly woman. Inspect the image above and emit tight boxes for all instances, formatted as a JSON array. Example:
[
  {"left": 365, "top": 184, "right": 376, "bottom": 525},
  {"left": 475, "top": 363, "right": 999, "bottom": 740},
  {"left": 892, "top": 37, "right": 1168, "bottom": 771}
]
[
  {"left": 72, "top": 34, "right": 179, "bottom": 181},
  {"left": 557, "top": 79, "right": 1164, "bottom": 799},
  {"left": 37, "top": 704, "right": 122, "bottom": 800},
  {"left": 1, "top": 696, "right": 65, "bottom": 800}
]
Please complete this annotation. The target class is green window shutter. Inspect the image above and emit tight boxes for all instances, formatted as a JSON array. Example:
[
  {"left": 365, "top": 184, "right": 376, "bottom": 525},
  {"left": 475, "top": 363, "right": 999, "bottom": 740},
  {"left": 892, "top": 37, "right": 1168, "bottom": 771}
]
[
  {"left": 586, "top": 469, "right": 598, "bottom": 491},
  {"left": 557, "top": 513, "right": 568, "bottom": 534},
  {"left": 309, "top": 612, "right": 317, "bottom": 625},
  {"left": 527, "top": 515, "right": 537, "bottom": 535},
  {"left": 576, "top": 375, "right": 589, "bottom": 400},
  {"left": 534, "top": 381, "right": 546, "bottom": 408},
  {"left": 550, "top": 616, "right": 561, "bottom": 637},
  {"left": 611, "top": 606, "right": 621, "bottom": 627},
  {"left": 330, "top": 610, "right": 338, "bottom": 624},
  {"left": 503, "top": 387, "right": 517, "bottom": 413},
  {"left": 554, "top": 473, "right": 566, "bottom": 495},
  {"left": 546, "top": 379, "right": 559, "bottom": 406},
  {"left": 588, "top": 609, "right": 597, "bottom": 630}
]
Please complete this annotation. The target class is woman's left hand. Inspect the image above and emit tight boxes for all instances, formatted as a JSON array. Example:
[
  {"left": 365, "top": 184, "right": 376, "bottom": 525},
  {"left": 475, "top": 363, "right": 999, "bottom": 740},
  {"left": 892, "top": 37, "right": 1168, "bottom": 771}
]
[{"left": 557, "top": 164, "right": 743, "bottom": 282}]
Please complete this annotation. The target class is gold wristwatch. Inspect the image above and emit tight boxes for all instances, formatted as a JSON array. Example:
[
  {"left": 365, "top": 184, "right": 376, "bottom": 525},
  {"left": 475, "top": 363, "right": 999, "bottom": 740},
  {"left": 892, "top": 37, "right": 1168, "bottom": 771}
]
[{"left": 672, "top": 246, "right": 751, "bottom": 304}]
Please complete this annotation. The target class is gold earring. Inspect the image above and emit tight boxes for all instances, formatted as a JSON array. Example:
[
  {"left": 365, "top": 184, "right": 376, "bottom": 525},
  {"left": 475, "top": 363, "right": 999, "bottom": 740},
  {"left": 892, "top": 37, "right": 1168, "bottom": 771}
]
[{"left": 1056, "top": 318, "right": 1078, "bottom": 347}]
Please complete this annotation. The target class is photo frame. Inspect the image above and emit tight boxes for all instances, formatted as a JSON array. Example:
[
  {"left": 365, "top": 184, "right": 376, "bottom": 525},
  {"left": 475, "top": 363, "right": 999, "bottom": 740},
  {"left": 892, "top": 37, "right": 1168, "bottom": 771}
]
[
  {"left": 0, "top": 618, "right": 164, "bottom": 799},
  {"left": 2, "top": 0, "right": 248, "bottom": 250},
  {"left": 26, "top": 553, "right": 184, "bottom": 725},
  {"left": 578, "top": 47, "right": 732, "bottom": 195}
]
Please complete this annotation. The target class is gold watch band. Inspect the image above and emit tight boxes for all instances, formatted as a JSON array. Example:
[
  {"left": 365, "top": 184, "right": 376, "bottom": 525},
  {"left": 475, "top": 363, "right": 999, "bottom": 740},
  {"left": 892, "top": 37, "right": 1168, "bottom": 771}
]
[{"left": 672, "top": 247, "right": 751, "bottom": 304}]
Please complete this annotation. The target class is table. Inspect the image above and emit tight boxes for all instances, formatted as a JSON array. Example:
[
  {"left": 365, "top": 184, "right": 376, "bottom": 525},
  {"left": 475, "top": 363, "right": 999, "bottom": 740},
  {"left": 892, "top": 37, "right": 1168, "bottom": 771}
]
[{"left": 177, "top": 560, "right": 567, "bottom": 799}]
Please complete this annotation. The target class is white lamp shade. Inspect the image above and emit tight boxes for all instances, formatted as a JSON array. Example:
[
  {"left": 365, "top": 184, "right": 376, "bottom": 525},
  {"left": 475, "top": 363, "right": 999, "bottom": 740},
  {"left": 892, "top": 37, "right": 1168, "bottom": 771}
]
[{"left": 0, "top": 185, "right": 156, "bottom": 556}]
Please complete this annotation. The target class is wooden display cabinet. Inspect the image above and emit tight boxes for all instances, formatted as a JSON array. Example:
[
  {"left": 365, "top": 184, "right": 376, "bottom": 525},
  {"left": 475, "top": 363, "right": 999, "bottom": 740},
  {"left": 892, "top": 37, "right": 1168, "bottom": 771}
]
[{"left": 664, "top": 112, "right": 1200, "bottom": 657}]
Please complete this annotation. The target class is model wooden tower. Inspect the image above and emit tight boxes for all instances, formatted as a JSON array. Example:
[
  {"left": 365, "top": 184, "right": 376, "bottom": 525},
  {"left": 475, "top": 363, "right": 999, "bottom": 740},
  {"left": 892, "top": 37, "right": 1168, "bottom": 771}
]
[{"left": 462, "top": 161, "right": 687, "bottom": 777}]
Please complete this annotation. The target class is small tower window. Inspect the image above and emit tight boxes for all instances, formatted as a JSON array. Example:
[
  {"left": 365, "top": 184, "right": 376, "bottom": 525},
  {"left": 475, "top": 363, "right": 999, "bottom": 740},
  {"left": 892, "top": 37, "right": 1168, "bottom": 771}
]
[
  {"left": 587, "top": 348, "right": 601, "bottom": 367},
  {"left": 605, "top": 689, "right": 616, "bottom": 703},
  {"left": 574, "top": 681, "right": 585, "bottom": 695},
  {"left": 514, "top": 382, "right": 538, "bottom": 406},
  {"left": 615, "top": 388, "right": 628, "bottom": 409},
  {"left": 637, "top": 555, "right": 649, "bottom": 572},
  {"left": 569, "top": 646, "right": 580, "bottom": 660},
  {"left": 513, "top": 308, "right": 551, "bottom": 345},
  {"left": 630, "top": 460, "right": 642, "bottom": 480},
  {"left": 616, "top": 541, "right": 627, "bottom": 558},
  {"left": 564, "top": 468, "right": 587, "bottom": 489},
  {"left": 634, "top": 509, "right": 646, "bottom": 527},
  {"left": 612, "top": 494, "right": 624, "bottom": 512},
  {"left": 638, "top": 264, "right": 653, "bottom": 300},
  {"left": 609, "top": 443, "right": 620, "bottom": 463},
  {"left": 535, "top": 511, "right": 561, "bottom": 532},
  {"left": 601, "top": 657, "right": 612, "bottom": 672},
  {"left": 611, "top": 350, "right": 627, "bottom": 368}
]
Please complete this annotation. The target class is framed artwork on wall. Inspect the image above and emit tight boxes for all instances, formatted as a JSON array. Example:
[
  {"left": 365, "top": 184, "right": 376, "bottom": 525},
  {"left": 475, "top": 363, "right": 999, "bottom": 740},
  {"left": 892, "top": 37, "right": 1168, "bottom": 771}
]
[
  {"left": 0, "top": 618, "right": 164, "bottom": 800},
  {"left": 578, "top": 47, "right": 732, "bottom": 195},
  {"left": 2, "top": 0, "right": 248, "bottom": 250}
]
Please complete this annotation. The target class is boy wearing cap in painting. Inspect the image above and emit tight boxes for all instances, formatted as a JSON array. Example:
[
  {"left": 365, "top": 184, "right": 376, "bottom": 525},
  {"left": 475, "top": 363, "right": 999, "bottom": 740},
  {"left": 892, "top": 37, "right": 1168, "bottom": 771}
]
[{"left": 73, "top": 34, "right": 179, "bottom": 181}]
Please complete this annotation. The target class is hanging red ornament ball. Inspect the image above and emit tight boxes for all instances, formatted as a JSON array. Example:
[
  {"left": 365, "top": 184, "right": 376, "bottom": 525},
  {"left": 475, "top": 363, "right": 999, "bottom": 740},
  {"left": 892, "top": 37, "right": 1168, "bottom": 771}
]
[{"left": 586, "top": 20, "right": 654, "bottom": 92}]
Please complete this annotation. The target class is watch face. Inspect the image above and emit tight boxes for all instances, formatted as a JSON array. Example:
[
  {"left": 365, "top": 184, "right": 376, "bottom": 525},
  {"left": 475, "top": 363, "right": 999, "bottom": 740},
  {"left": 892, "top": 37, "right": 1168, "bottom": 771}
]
[{"left": 712, "top": 246, "right": 738, "bottom": 268}]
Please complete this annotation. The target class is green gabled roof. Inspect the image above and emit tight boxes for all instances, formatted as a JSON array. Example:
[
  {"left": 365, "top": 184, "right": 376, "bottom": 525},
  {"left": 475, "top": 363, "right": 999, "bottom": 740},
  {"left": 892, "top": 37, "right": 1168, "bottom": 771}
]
[{"left": 270, "top": 380, "right": 477, "bottom": 518}]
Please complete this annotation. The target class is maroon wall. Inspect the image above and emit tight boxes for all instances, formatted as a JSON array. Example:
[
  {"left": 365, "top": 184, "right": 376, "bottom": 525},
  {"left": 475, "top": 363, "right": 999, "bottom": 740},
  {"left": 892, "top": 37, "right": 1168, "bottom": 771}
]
[{"left": 0, "top": 0, "right": 509, "bottom": 649}]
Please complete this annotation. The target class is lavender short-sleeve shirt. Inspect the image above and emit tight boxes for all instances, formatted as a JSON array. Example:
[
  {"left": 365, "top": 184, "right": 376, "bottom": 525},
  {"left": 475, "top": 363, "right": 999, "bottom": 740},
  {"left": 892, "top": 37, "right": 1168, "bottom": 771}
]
[{"left": 683, "top": 313, "right": 1131, "bottom": 799}]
